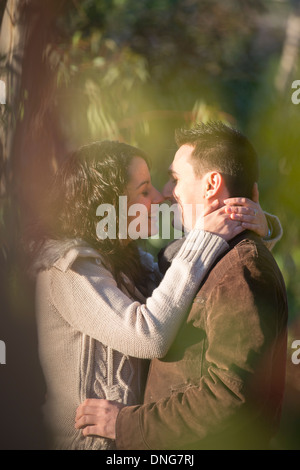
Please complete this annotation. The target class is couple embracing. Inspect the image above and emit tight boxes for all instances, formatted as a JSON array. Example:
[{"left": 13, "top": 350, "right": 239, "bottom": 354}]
[{"left": 31, "top": 121, "right": 287, "bottom": 450}]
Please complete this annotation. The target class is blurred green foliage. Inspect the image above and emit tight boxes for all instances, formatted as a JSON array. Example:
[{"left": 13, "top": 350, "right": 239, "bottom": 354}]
[
  {"left": 1, "top": 0, "right": 300, "bottom": 450},
  {"left": 2, "top": 0, "right": 300, "bottom": 450},
  {"left": 45, "top": 0, "right": 300, "bottom": 324},
  {"left": 2, "top": 0, "right": 299, "bottom": 324}
]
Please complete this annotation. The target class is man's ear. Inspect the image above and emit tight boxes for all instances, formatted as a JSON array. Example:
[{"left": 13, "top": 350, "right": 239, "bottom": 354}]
[{"left": 205, "top": 172, "right": 223, "bottom": 199}]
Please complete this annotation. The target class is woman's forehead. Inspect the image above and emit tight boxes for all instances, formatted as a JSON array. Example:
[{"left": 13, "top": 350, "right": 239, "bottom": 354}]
[{"left": 127, "top": 157, "right": 151, "bottom": 189}]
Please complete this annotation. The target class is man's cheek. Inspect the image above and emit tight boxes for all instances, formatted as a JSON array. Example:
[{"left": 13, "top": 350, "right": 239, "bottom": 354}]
[{"left": 172, "top": 203, "right": 184, "bottom": 232}]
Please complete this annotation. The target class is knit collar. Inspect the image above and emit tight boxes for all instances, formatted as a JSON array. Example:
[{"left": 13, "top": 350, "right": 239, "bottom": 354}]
[{"left": 30, "top": 238, "right": 102, "bottom": 277}]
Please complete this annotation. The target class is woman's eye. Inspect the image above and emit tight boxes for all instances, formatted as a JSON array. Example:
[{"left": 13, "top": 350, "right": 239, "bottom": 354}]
[{"left": 142, "top": 191, "right": 149, "bottom": 197}]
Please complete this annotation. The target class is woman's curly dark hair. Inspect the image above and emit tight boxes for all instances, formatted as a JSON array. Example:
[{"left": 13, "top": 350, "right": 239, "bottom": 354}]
[{"left": 29, "top": 140, "right": 152, "bottom": 293}]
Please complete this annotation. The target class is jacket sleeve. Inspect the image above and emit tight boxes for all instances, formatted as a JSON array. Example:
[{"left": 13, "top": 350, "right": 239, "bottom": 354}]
[
  {"left": 115, "top": 244, "right": 287, "bottom": 449},
  {"left": 45, "top": 230, "right": 228, "bottom": 359}
]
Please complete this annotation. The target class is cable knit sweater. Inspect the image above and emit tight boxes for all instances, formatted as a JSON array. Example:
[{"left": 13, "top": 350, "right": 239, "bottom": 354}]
[{"left": 34, "top": 229, "right": 228, "bottom": 450}]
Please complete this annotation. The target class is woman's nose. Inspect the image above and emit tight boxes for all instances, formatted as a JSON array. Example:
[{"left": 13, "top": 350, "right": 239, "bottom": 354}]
[
  {"left": 162, "top": 180, "right": 176, "bottom": 203},
  {"left": 151, "top": 186, "right": 164, "bottom": 204}
]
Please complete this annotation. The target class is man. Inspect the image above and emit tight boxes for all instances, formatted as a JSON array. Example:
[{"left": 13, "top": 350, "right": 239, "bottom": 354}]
[{"left": 75, "top": 121, "right": 288, "bottom": 450}]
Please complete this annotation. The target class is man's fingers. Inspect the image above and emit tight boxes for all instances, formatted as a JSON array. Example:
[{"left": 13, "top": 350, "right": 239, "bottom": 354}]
[
  {"left": 80, "top": 398, "right": 110, "bottom": 408},
  {"left": 76, "top": 406, "right": 101, "bottom": 422},
  {"left": 76, "top": 399, "right": 110, "bottom": 418},
  {"left": 75, "top": 413, "right": 99, "bottom": 429},
  {"left": 82, "top": 425, "right": 102, "bottom": 437},
  {"left": 76, "top": 405, "right": 99, "bottom": 420},
  {"left": 75, "top": 411, "right": 114, "bottom": 438},
  {"left": 75, "top": 398, "right": 122, "bottom": 440}
]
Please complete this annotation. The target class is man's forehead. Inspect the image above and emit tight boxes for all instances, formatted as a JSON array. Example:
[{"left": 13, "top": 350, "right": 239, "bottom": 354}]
[{"left": 169, "top": 144, "right": 195, "bottom": 172}]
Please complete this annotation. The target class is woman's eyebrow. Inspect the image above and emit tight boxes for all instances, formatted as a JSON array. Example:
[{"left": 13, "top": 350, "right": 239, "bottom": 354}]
[{"left": 135, "top": 180, "right": 150, "bottom": 190}]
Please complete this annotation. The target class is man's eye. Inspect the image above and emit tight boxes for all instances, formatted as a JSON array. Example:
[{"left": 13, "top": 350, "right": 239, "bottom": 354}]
[{"left": 142, "top": 191, "right": 149, "bottom": 197}]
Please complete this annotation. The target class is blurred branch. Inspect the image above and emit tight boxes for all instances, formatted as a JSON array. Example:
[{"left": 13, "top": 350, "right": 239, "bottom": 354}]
[
  {"left": 275, "top": 9, "right": 300, "bottom": 92},
  {"left": 0, "top": 0, "right": 27, "bottom": 260},
  {"left": 118, "top": 104, "right": 235, "bottom": 133},
  {"left": 0, "top": 0, "right": 26, "bottom": 189}
]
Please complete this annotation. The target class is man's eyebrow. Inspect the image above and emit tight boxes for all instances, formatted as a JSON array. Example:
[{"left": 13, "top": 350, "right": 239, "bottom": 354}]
[{"left": 136, "top": 180, "right": 150, "bottom": 190}]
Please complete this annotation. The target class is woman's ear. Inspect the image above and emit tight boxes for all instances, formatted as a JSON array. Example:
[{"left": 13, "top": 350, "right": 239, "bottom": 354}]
[{"left": 205, "top": 172, "right": 222, "bottom": 199}]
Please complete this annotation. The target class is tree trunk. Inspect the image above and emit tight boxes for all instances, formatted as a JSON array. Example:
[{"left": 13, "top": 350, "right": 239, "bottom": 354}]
[{"left": 0, "top": 0, "right": 69, "bottom": 449}]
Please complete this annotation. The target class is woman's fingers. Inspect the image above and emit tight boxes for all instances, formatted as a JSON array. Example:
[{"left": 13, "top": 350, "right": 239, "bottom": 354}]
[
  {"left": 225, "top": 210, "right": 268, "bottom": 237},
  {"left": 202, "top": 198, "right": 220, "bottom": 216},
  {"left": 241, "top": 222, "right": 261, "bottom": 232},
  {"left": 223, "top": 197, "right": 250, "bottom": 206},
  {"left": 224, "top": 199, "right": 258, "bottom": 217},
  {"left": 223, "top": 196, "right": 268, "bottom": 238},
  {"left": 227, "top": 212, "right": 257, "bottom": 223},
  {"left": 225, "top": 206, "right": 258, "bottom": 217}
]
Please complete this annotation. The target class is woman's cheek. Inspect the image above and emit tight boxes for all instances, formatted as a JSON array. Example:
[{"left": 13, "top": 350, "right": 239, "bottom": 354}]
[{"left": 127, "top": 200, "right": 153, "bottom": 239}]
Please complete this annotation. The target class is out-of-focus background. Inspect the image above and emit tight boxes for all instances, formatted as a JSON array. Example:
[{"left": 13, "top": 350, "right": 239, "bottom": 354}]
[{"left": 0, "top": 0, "right": 300, "bottom": 449}]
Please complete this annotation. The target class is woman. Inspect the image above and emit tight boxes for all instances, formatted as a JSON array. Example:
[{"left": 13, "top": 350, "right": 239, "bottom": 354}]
[{"left": 31, "top": 140, "right": 277, "bottom": 450}]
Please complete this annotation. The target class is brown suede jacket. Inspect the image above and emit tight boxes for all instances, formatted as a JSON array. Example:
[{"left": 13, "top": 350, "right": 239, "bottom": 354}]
[{"left": 115, "top": 231, "right": 288, "bottom": 450}]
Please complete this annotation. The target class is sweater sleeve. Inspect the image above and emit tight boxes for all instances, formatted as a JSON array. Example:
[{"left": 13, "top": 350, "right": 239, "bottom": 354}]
[
  {"left": 47, "top": 229, "right": 228, "bottom": 359},
  {"left": 263, "top": 212, "right": 283, "bottom": 251}
]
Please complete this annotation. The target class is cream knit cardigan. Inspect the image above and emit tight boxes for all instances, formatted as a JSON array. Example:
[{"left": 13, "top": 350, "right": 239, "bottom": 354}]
[{"left": 34, "top": 229, "right": 229, "bottom": 450}]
